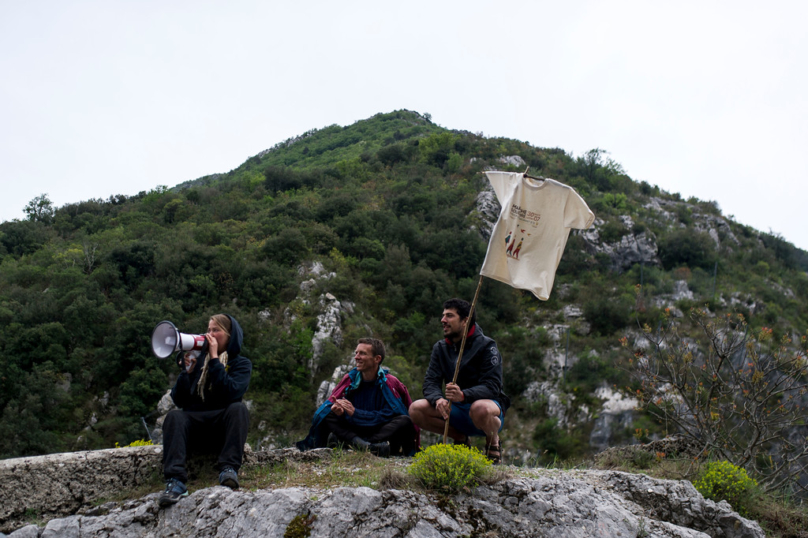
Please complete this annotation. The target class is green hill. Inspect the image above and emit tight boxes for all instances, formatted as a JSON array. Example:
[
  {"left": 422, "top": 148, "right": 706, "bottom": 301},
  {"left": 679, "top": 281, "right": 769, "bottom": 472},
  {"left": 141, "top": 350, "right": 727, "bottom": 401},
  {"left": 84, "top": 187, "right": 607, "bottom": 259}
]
[{"left": 1, "top": 109, "right": 806, "bottom": 464}]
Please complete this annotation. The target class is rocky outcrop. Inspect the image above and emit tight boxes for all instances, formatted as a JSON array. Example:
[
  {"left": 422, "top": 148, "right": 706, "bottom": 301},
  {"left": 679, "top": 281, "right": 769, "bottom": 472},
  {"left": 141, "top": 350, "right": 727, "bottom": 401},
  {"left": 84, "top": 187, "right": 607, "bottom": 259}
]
[
  {"left": 590, "top": 386, "right": 639, "bottom": 453},
  {"left": 6, "top": 469, "right": 763, "bottom": 537},
  {"left": 309, "top": 292, "right": 345, "bottom": 376},
  {"left": 580, "top": 217, "right": 660, "bottom": 272},
  {"left": 470, "top": 184, "right": 500, "bottom": 241},
  {"left": 596, "top": 435, "right": 704, "bottom": 467},
  {"left": 499, "top": 155, "right": 527, "bottom": 167},
  {"left": 289, "top": 262, "right": 355, "bottom": 380},
  {"left": 0, "top": 446, "right": 330, "bottom": 534},
  {"left": 315, "top": 364, "right": 353, "bottom": 407}
]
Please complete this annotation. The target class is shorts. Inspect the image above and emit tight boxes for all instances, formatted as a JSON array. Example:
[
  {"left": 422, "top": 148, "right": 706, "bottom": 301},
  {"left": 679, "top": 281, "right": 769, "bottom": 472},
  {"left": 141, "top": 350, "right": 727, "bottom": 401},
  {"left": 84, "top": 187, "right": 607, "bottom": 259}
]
[{"left": 449, "top": 400, "right": 504, "bottom": 437}]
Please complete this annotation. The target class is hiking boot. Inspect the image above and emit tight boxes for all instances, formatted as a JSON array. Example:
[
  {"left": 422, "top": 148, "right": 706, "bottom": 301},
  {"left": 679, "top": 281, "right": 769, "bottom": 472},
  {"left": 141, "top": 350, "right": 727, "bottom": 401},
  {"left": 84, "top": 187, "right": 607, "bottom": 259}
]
[
  {"left": 326, "top": 432, "right": 340, "bottom": 449},
  {"left": 219, "top": 466, "right": 239, "bottom": 489},
  {"left": 158, "top": 478, "right": 188, "bottom": 507},
  {"left": 351, "top": 437, "right": 391, "bottom": 458},
  {"left": 369, "top": 441, "right": 391, "bottom": 458}
]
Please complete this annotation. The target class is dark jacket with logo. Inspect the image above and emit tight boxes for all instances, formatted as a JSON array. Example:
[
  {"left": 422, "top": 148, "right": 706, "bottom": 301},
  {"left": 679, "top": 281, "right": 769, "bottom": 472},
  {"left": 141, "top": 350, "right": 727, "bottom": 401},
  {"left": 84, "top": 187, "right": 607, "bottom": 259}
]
[
  {"left": 170, "top": 315, "right": 252, "bottom": 412},
  {"left": 423, "top": 323, "right": 510, "bottom": 413}
]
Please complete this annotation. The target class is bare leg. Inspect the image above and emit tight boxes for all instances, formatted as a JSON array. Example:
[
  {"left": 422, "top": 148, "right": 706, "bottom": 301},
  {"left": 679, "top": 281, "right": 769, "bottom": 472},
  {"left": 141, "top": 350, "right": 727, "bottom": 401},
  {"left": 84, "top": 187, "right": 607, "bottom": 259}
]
[
  {"left": 409, "top": 399, "right": 467, "bottom": 441},
  {"left": 469, "top": 400, "right": 501, "bottom": 447}
]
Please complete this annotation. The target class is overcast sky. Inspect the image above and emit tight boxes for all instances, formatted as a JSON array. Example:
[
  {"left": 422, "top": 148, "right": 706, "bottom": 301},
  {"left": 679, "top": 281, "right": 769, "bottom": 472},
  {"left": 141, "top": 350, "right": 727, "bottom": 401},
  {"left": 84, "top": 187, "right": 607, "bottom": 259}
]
[{"left": 2, "top": 1, "right": 807, "bottom": 249}]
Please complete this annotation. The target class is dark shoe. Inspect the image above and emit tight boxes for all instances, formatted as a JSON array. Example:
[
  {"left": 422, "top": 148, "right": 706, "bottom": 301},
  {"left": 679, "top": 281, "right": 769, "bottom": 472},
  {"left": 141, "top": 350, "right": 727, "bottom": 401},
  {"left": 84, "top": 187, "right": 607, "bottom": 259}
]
[
  {"left": 326, "top": 432, "right": 340, "bottom": 449},
  {"left": 158, "top": 478, "right": 188, "bottom": 507},
  {"left": 351, "top": 437, "right": 371, "bottom": 450},
  {"left": 219, "top": 467, "right": 239, "bottom": 489},
  {"left": 369, "top": 441, "right": 391, "bottom": 458},
  {"left": 351, "top": 437, "right": 391, "bottom": 458}
]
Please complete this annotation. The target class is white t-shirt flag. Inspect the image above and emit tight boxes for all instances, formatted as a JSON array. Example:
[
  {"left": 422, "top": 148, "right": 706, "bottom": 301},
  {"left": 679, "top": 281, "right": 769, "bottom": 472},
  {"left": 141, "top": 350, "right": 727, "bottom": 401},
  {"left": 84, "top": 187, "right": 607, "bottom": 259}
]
[{"left": 480, "top": 172, "right": 595, "bottom": 300}]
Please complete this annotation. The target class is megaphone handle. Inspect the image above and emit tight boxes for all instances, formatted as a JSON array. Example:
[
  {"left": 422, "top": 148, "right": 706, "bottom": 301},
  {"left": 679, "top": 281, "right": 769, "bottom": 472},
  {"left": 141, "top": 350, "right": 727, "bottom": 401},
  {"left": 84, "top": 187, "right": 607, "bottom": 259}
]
[{"left": 175, "top": 351, "right": 186, "bottom": 372}]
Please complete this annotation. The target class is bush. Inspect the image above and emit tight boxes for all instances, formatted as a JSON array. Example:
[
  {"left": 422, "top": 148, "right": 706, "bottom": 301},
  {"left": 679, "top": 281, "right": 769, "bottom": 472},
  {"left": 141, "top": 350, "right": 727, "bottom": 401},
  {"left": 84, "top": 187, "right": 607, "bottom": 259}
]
[
  {"left": 408, "top": 444, "right": 492, "bottom": 493},
  {"left": 694, "top": 461, "right": 757, "bottom": 516},
  {"left": 658, "top": 229, "right": 716, "bottom": 270},
  {"left": 115, "top": 439, "right": 153, "bottom": 448}
]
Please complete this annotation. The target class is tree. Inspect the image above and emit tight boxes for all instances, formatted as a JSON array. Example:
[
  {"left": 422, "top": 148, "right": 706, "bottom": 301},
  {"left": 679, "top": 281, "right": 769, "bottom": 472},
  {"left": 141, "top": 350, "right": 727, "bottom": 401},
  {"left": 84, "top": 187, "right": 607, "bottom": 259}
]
[
  {"left": 24, "top": 194, "right": 55, "bottom": 223},
  {"left": 627, "top": 308, "right": 808, "bottom": 494}
]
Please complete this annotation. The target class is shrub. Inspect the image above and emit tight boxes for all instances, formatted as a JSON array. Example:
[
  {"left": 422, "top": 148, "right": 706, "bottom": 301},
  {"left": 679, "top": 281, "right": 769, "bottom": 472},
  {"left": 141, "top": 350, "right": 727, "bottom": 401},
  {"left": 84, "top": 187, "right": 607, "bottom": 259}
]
[
  {"left": 694, "top": 461, "right": 757, "bottom": 516},
  {"left": 408, "top": 444, "right": 492, "bottom": 493},
  {"left": 115, "top": 439, "right": 153, "bottom": 448},
  {"left": 629, "top": 310, "right": 808, "bottom": 494},
  {"left": 658, "top": 229, "right": 716, "bottom": 270}
]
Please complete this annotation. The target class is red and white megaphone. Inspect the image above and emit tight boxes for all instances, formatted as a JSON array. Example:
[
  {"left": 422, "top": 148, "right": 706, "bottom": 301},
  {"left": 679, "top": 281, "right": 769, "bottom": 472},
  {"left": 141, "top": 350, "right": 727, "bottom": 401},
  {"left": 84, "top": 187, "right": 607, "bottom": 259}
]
[{"left": 150, "top": 320, "right": 207, "bottom": 359}]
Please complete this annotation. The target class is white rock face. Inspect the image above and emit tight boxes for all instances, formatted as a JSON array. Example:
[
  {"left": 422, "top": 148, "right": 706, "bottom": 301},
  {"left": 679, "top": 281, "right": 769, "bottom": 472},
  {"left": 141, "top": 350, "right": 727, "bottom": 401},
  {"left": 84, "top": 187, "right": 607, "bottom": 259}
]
[
  {"left": 595, "top": 386, "right": 639, "bottom": 415},
  {"left": 498, "top": 154, "right": 527, "bottom": 167},
  {"left": 590, "top": 386, "right": 639, "bottom": 453},
  {"left": 652, "top": 280, "right": 695, "bottom": 316},
  {"left": 315, "top": 364, "right": 354, "bottom": 406},
  {"left": 580, "top": 218, "right": 660, "bottom": 271},
  {"left": 309, "top": 293, "right": 344, "bottom": 378},
  {"left": 563, "top": 304, "right": 583, "bottom": 319},
  {"left": 6, "top": 468, "right": 764, "bottom": 538},
  {"left": 470, "top": 184, "right": 500, "bottom": 240},
  {"left": 523, "top": 380, "right": 574, "bottom": 428}
]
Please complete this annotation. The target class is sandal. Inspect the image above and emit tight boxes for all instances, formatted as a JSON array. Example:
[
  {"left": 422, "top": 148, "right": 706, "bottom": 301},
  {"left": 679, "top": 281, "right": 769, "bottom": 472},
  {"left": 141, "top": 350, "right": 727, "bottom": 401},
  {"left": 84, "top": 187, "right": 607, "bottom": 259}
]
[{"left": 485, "top": 441, "right": 502, "bottom": 464}]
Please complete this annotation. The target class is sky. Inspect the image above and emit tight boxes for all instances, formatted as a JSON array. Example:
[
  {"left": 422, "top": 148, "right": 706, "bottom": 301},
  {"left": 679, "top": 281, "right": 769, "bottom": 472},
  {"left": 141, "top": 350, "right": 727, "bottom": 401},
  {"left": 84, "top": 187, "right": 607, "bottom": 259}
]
[{"left": 2, "top": 1, "right": 807, "bottom": 249}]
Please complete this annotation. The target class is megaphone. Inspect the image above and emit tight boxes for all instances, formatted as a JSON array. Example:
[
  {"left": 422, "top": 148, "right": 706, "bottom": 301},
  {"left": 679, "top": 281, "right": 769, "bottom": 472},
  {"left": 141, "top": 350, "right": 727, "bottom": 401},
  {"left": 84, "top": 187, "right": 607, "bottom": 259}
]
[{"left": 151, "top": 320, "right": 207, "bottom": 359}]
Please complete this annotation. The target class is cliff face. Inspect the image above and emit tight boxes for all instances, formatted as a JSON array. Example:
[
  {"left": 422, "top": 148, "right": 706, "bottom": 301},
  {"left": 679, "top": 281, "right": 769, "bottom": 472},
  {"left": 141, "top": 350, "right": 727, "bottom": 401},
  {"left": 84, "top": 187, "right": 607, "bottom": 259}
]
[{"left": 1, "top": 448, "right": 764, "bottom": 538}]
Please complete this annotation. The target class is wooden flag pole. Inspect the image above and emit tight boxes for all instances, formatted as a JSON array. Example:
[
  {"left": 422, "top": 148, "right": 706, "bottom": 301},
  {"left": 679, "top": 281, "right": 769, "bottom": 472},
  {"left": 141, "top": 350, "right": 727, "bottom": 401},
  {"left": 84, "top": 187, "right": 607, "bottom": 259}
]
[{"left": 442, "top": 274, "right": 485, "bottom": 444}]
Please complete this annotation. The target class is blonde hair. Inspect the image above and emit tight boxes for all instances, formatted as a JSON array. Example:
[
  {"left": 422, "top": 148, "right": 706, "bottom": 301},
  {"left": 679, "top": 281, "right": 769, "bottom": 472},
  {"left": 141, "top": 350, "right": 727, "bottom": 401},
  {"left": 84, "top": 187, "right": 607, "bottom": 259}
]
[{"left": 197, "top": 314, "right": 231, "bottom": 401}]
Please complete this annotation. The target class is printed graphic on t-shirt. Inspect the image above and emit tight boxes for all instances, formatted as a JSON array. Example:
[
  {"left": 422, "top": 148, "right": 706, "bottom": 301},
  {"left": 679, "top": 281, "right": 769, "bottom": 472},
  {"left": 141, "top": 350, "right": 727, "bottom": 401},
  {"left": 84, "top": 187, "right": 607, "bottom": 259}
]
[{"left": 505, "top": 230, "right": 529, "bottom": 260}]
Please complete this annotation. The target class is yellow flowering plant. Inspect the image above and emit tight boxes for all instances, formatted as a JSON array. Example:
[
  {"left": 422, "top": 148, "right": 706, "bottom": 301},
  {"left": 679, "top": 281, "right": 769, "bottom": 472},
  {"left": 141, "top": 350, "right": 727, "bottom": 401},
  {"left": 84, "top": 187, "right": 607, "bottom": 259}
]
[
  {"left": 408, "top": 443, "right": 492, "bottom": 493},
  {"left": 694, "top": 461, "right": 757, "bottom": 516}
]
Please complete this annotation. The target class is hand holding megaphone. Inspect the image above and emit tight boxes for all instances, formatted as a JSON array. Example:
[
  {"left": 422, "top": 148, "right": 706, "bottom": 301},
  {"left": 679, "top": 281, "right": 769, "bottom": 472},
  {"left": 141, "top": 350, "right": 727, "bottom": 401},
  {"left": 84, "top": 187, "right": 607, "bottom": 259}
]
[{"left": 183, "top": 352, "right": 198, "bottom": 373}]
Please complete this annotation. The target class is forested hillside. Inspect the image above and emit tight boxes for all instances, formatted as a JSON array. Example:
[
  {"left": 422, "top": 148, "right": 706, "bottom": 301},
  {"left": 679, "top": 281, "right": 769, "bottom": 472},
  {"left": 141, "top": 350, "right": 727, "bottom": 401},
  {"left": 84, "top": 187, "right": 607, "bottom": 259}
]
[{"left": 2, "top": 109, "right": 806, "bottom": 462}]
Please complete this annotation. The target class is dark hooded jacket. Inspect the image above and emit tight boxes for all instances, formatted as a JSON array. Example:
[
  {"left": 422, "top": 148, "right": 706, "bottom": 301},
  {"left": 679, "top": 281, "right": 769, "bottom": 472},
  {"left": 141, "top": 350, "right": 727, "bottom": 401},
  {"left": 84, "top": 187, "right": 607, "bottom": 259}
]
[
  {"left": 423, "top": 323, "right": 510, "bottom": 413},
  {"left": 170, "top": 315, "right": 252, "bottom": 412}
]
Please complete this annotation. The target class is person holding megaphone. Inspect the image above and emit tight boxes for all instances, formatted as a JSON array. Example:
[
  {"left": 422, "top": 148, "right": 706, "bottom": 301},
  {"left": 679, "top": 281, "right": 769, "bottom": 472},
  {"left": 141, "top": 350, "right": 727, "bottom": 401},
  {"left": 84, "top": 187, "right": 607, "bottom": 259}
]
[{"left": 157, "top": 314, "right": 252, "bottom": 508}]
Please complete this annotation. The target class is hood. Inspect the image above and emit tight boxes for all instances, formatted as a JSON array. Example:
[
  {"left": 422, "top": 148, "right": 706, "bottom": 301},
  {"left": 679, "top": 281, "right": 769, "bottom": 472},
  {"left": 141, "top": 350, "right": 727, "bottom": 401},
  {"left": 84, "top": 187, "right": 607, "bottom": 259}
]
[{"left": 224, "top": 314, "right": 244, "bottom": 358}]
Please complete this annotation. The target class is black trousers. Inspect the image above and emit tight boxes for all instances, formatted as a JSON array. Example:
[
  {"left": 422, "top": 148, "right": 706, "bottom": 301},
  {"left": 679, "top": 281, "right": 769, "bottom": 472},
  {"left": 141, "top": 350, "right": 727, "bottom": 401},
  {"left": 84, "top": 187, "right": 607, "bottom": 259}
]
[
  {"left": 322, "top": 413, "right": 415, "bottom": 455},
  {"left": 162, "top": 402, "right": 250, "bottom": 483}
]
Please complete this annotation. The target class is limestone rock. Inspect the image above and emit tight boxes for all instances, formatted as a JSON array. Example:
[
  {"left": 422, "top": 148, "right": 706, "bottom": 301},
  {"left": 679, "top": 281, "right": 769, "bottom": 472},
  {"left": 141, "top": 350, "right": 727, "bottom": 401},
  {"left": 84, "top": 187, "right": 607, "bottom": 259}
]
[
  {"left": 498, "top": 155, "right": 527, "bottom": 167},
  {"left": 309, "top": 293, "right": 344, "bottom": 378},
  {"left": 470, "top": 184, "right": 500, "bottom": 241},
  {"left": 7, "top": 472, "right": 763, "bottom": 538},
  {"left": 580, "top": 218, "right": 660, "bottom": 271}
]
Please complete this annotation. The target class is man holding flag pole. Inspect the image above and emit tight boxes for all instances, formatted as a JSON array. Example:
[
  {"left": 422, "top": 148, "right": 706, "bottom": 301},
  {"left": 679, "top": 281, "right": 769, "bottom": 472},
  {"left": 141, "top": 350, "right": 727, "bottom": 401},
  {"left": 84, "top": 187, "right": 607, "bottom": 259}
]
[
  {"left": 409, "top": 298, "right": 509, "bottom": 463},
  {"left": 410, "top": 168, "right": 594, "bottom": 464}
]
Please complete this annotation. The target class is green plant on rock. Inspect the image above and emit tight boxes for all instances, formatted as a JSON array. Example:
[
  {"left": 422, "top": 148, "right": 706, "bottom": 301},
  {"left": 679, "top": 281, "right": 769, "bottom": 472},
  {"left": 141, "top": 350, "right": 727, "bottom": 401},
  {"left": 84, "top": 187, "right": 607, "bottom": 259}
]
[
  {"left": 408, "top": 443, "right": 492, "bottom": 493},
  {"left": 284, "top": 512, "right": 316, "bottom": 538},
  {"left": 694, "top": 461, "right": 757, "bottom": 516}
]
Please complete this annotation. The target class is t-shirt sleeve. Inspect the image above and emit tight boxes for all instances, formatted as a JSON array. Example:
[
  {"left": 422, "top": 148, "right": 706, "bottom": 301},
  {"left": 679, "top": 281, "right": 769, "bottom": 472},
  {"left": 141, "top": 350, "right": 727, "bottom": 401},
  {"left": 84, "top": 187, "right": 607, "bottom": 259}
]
[
  {"left": 484, "top": 172, "right": 520, "bottom": 204},
  {"left": 563, "top": 188, "right": 595, "bottom": 229}
]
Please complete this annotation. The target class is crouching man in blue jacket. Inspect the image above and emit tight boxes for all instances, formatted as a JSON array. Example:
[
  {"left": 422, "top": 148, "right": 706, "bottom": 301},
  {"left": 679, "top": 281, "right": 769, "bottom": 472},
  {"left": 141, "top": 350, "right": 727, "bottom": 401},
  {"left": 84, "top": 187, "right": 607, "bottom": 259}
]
[{"left": 158, "top": 314, "right": 252, "bottom": 507}]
